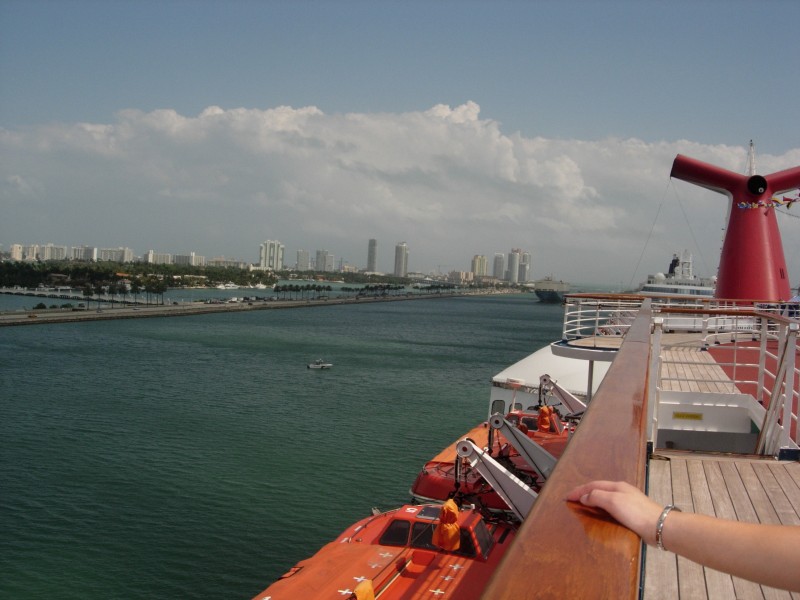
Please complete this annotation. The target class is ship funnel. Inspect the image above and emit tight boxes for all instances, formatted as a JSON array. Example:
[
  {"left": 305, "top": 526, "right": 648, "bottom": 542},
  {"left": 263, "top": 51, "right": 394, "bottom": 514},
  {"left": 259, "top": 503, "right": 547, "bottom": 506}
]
[
  {"left": 670, "top": 153, "right": 800, "bottom": 302},
  {"left": 747, "top": 175, "right": 767, "bottom": 195}
]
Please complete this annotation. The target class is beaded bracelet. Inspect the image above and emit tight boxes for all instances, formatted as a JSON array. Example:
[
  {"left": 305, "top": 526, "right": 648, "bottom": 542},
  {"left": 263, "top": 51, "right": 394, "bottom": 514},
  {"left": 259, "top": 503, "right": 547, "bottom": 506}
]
[{"left": 655, "top": 504, "right": 681, "bottom": 551}]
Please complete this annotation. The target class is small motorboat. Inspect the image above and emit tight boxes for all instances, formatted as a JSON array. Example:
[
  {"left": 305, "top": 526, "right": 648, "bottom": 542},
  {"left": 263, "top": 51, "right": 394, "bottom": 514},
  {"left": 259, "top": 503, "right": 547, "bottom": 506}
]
[{"left": 307, "top": 359, "right": 333, "bottom": 369}]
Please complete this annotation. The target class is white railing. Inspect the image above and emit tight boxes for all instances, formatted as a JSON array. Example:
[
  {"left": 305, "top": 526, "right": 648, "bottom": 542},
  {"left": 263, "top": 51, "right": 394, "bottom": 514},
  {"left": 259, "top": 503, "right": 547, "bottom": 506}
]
[
  {"left": 562, "top": 294, "right": 760, "bottom": 343},
  {"left": 561, "top": 294, "right": 645, "bottom": 342},
  {"left": 650, "top": 306, "right": 799, "bottom": 456}
]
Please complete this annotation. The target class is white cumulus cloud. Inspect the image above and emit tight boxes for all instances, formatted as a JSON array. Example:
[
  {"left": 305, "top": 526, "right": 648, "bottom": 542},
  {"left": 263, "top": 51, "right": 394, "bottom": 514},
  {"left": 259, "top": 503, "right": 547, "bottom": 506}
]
[{"left": 1, "top": 103, "right": 798, "bottom": 286}]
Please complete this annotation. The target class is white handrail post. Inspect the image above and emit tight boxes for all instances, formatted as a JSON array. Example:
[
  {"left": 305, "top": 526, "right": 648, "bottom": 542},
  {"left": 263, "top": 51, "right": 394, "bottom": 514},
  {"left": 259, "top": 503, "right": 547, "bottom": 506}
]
[
  {"left": 647, "top": 317, "right": 664, "bottom": 448},
  {"left": 562, "top": 298, "right": 573, "bottom": 340},
  {"left": 780, "top": 323, "right": 798, "bottom": 451},
  {"left": 758, "top": 316, "right": 769, "bottom": 405}
]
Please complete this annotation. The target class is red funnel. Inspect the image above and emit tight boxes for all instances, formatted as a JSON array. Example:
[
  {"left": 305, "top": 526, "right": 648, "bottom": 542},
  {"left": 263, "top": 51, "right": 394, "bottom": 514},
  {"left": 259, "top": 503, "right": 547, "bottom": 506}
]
[{"left": 670, "top": 154, "right": 800, "bottom": 301}]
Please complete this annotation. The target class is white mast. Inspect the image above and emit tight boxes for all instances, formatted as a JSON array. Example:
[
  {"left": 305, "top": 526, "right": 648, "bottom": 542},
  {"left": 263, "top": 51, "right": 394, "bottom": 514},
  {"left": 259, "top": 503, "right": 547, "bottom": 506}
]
[{"left": 746, "top": 139, "right": 757, "bottom": 176}]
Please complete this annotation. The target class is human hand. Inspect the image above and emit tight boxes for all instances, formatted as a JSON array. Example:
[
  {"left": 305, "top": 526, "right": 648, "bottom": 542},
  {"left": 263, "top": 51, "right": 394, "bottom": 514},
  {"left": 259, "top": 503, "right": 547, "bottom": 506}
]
[{"left": 566, "top": 480, "right": 663, "bottom": 545}]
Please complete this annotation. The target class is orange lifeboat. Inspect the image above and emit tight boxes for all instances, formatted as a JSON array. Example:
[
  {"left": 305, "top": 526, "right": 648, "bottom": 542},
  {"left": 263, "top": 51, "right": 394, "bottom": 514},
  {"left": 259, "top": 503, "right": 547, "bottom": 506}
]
[{"left": 251, "top": 502, "right": 516, "bottom": 600}]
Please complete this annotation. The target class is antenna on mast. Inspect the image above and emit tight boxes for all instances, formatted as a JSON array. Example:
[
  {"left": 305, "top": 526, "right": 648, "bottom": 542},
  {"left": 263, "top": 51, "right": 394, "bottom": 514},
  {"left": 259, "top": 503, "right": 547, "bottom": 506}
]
[{"left": 745, "top": 140, "right": 757, "bottom": 176}]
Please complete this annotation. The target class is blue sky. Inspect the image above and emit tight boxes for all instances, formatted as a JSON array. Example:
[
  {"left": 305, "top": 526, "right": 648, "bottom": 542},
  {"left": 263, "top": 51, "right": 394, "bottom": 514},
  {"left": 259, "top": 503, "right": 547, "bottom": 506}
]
[{"left": 1, "top": 0, "right": 799, "bottom": 283}]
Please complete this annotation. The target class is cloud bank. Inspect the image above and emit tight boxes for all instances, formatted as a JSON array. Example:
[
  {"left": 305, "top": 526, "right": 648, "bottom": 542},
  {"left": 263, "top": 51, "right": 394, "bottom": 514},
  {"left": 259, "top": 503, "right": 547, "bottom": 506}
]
[{"left": 2, "top": 102, "right": 798, "bottom": 285}]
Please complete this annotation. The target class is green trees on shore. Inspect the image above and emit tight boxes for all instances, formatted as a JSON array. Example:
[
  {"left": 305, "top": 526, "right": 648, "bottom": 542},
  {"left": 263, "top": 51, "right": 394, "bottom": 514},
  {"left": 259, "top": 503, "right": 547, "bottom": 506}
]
[
  {"left": 0, "top": 261, "right": 414, "bottom": 295},
  {"left": 0, "top": 261, "right": 277, "bottom": 292}
]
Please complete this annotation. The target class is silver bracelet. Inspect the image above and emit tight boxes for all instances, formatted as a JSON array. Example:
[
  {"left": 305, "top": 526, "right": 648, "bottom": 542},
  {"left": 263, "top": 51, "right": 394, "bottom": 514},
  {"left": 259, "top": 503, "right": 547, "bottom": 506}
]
[{"left": 655, "top": 504, "right": 681, "bottom": 551}]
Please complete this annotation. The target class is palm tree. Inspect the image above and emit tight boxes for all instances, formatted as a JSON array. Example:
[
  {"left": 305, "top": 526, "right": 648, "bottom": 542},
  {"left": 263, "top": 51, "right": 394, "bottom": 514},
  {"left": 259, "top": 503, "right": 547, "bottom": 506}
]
[
  {"left": 82, "top": 285, "right": 93, "bottom": 308},
  {"left": 94, "top": 283, "right": 105, "bottom": 308},
  {"left": 131, "top": 279, "right": 142, "bottom": 305},
  {"left": 107, "top": 281, "right": 118, "bottom": 307}
]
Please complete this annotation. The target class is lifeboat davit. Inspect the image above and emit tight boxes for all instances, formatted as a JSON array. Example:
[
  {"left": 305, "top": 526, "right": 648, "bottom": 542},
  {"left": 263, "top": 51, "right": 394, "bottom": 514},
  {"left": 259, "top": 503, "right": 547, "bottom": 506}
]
[{"left": 410, "top": 410, "right": 572, "bottom": 513}]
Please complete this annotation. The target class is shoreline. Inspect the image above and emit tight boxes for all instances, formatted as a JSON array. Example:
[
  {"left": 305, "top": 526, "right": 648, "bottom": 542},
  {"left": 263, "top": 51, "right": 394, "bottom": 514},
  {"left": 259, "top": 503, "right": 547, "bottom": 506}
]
[{"left": 0, "top": 290, "right": 511, "bottom": 327}]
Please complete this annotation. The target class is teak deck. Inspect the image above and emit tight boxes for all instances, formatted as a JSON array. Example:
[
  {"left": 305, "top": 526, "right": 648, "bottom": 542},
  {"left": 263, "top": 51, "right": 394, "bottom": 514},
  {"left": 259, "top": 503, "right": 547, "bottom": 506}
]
[
  {"left": 645, "top": 451, "right": 800, "bottom": 600},
  {"left": 647, "top": 336, "right": 800, "bottom": 598},
  {"left": 660, "top": 345, "right": 738, "bottom": 394}
]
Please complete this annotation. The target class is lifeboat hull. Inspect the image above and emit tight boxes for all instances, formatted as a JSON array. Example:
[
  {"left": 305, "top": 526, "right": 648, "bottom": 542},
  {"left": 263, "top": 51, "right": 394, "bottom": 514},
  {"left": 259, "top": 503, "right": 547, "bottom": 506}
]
[{"left": 252, "top": 503, "right": 516, "bottom": 600}]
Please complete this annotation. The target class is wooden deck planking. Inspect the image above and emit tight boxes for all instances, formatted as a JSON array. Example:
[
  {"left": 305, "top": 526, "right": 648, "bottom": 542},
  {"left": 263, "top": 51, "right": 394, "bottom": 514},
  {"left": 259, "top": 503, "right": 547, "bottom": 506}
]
[
  {"left": 644, "top": 457, "right": 679, "bottom": 599},
  {"left": 645, "top": 453, "right": 800, "bottom": 600},
  {"left": 660, "top": 347, "right": 736, "bottom": 394},
  {"left": 687, "top": 459, "right": 736, "bottom": 599},
  {"left": 704, "top": 461, "right": 765, "bottom": 600},
  {"left": 671, "top": 458, "right": 708, "bottom": 600}
]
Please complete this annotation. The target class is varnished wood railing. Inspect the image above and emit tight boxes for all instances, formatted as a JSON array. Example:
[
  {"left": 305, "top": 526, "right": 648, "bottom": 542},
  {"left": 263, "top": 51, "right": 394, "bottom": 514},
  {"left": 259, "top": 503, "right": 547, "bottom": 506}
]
[{"left": 482, "top": 301, "right": 653, "bottom": 600}]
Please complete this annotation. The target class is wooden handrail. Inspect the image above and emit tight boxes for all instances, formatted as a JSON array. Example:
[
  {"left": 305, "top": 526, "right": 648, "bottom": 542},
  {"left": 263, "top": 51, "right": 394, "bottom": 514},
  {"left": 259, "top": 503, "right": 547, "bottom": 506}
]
[{"left": 482, "top": 301, "right": 653, "bottom": 599}]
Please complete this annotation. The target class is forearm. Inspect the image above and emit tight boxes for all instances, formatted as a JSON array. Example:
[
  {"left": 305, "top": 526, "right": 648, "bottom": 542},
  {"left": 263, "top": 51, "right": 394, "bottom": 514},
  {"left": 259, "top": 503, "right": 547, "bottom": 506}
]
[
  {"left": 658, "top": 511, "right": 800, "bottom": 592},
  {"left": 567, "top": 480, "right": 800, "bottom": 592}
]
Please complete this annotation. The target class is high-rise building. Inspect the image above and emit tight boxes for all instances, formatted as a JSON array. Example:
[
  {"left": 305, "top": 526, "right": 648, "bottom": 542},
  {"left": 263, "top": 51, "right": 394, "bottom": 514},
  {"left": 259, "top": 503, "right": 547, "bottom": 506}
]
[
  {"left": 493, "top": 253, "right": 505, "bottom": 279},
  {"left": 71, "top": 245, "right": 98, "bottom": 261},
  {"left": 471, "top": 255, "right": 488, "bottom": 277},
  {"left": 518, "top": 252, "right": 531, "bottom": 282},
  {"left": 259, "top": 240, "right": 284, "bottom": 271},
  {"left": 315, "top": 250, "right": 334, "bottom": 272},
  {"left": 296, "top": 249, "right": 311, "bottom": 271},
  {"left": 367, "top": 238, "right": 378, "bottom": 272},
  {"left": 507, "top": 250, "right": 521, "bottom": 283},
  {"left": 144, "top": 250, "right": 172, "bottom": 265},
  {"left": 98, "top": 247, "right": 134, "bottom": 263},
  {"left": 394, "top": 242, "right": 408, "bottom": 277},
  {"left": 40, "top": 244, "right": 69, "bottom": 261},
  {"left": 174, "top": 252, "right": 205, "bottom": 267}
]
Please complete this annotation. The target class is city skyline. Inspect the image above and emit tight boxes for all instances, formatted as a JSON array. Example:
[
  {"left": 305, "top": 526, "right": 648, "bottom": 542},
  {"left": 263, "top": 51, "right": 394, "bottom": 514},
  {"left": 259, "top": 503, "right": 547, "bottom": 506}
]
[
  {"left": 2, "top": 2, "right": 799, "bottom": 286},
  {"left": 5, "top": 238, "right": 537, "bottom": 282}
]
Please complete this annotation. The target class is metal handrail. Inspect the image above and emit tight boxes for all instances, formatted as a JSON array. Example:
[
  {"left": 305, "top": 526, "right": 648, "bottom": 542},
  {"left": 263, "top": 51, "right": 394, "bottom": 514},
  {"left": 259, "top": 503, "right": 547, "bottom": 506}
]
[
  {"left": 651, "top": 307, "right": 799, "bottom": 454},
  {"left": 561, "top": 294, "right": 769, "bottom": 342}
]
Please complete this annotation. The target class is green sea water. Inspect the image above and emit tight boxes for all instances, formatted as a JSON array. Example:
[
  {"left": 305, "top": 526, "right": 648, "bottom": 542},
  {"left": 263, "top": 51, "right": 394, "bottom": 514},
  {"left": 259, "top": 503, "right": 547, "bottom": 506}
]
[{"left": 0, "top": 294, "right": 564, "bottom": 599}]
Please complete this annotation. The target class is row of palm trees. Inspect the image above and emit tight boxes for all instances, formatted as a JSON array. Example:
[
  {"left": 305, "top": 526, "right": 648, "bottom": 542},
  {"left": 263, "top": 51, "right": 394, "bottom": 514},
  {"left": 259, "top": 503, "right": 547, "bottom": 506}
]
[
  {"left": 81, "top": 277, "right": 169, "bottom": 307},
  {"left": 273, "top": 283, "right": 333, "bottom": 300},
  {"left": 271, "top": 282, "right": 463, "bottom": 301},
  {"left": 348, "top": 284, "right": 407, "bottom": 296}
]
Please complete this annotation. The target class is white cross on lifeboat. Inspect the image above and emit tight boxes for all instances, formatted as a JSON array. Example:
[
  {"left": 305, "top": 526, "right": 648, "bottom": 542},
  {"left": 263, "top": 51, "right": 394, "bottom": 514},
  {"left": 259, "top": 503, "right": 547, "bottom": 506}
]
[
  {"left": 353, "top": 575, "right": 367, "bottom": 583},
  {"left": 369, "top": 563, "right": 382, "bottom": 569},
  {"left": 337, "top": 589, "right": 353, "bottom": 596},
  {"left": 429, "top": 589, "right": 446, "bottom": 596},
  {"left": 440, "top": 575, "right": 455, "bottom": 581},
  {"left": 379, "top": 552, "right": 393, "bottom": 558},
  {"left": 448, "top": 563, "right": 464, "bottom": 570}
]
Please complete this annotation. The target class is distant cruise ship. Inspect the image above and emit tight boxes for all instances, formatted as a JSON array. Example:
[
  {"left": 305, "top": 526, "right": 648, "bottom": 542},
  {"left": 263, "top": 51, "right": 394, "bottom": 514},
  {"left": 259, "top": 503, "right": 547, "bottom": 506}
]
[{"left": 639, "top": 250, "right": 715, "bottom": 297}]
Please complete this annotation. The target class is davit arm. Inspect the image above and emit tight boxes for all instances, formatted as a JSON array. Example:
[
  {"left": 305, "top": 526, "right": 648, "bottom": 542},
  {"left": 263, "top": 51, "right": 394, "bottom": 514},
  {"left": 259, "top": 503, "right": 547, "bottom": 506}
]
[
  {"left": 488, "top": 413, "right": 558, "bottom": 481},
  {"left": 456, "top": 439, "right": 538, "bottom": 521},
  {"left": 539, "top": 374, "right": 587, "bottom": 415}
]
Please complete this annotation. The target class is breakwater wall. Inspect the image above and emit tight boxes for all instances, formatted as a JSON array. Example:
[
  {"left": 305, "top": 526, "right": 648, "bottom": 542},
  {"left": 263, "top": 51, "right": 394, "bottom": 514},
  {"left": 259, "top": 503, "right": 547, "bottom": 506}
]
[{"left": 0, "top": 290, "right": 506, "bottom": 327}]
